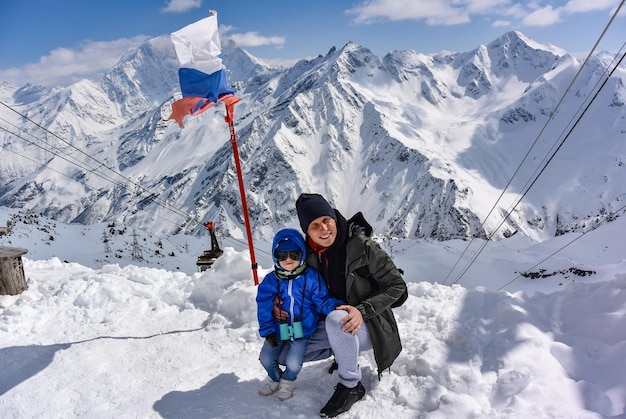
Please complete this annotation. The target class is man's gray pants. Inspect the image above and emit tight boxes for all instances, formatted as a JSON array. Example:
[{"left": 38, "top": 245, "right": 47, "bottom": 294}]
[{"left": 277, "top": 310, "right": 373, "bottom": 388}]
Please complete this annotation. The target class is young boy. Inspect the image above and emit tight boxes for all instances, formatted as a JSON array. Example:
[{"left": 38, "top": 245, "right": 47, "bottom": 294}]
[{"left": 256, "top": 228, "right": 340, "bottom": 400}]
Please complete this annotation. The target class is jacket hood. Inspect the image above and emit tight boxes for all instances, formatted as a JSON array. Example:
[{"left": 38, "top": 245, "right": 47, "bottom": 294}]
[{"left": 272, "top": 228, "right": 307, "bottom": 269}]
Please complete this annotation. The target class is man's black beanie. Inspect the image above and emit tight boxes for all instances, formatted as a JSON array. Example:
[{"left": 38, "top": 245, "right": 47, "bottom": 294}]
[{"left": 296, "top": 193, "right": 336, "bottom": 233}]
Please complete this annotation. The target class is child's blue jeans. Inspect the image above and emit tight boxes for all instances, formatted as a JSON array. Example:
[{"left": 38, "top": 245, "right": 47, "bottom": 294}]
[{"left": 259, "top": 336, "right": 310, "bottom": 382}]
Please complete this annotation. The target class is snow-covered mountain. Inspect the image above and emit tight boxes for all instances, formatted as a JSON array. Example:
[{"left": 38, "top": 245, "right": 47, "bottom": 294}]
[{"left": 1, "top": 31, "right": 624, "bottom": 243}]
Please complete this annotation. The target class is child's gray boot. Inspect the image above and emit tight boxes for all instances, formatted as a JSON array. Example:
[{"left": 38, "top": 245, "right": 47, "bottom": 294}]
[{"left": 276, "top": 378, "right": 295, "bottom": 400}]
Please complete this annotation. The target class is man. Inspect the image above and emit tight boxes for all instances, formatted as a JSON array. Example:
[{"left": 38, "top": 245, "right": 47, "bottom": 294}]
[{"left": 276, "top": 193, "right": 407, "bottom": 417}]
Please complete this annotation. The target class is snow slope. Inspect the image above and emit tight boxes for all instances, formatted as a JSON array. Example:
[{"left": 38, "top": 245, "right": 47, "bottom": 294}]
[{"left": 1, "top": 216, "right": 625, "bottom": 418}]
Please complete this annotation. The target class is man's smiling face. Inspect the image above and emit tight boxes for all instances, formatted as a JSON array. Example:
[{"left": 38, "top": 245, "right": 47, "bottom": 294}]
[{"left": 306, "top": 215, "right": 337, "bottom": 248}]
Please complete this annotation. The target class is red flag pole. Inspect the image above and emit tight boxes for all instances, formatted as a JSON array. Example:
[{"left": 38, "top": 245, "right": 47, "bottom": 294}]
[{"left": 223, "top": 96, "right": 259, "bottom": 285}]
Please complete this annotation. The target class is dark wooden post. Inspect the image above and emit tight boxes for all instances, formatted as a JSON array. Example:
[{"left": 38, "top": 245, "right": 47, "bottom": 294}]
[{"left": 0, "top": 246, "right": 29, "bottom": 295}]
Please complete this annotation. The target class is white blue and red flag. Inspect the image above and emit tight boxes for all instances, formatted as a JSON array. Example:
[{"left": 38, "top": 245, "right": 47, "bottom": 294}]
[{"left": 166, "top": 11, "right": 238, "bottom": 128}]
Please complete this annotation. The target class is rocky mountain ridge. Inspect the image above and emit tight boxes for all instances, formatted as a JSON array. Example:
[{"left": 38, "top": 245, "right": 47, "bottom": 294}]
[{"left": 1, "top": 31, "right": 624, "bottom": 242}]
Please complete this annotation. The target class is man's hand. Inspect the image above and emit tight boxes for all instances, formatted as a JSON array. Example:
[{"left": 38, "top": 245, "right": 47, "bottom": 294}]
[
  {"left": 272, "top": 295, "right": 288, "bottom": 321},
  {"left": 336, "top": 304, "right": 364, "bottom": 335}
]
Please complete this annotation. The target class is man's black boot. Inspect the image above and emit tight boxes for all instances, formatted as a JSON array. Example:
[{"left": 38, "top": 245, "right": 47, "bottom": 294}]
[{"left": 319, "top": 381, "right": 365, "bottom": 417}]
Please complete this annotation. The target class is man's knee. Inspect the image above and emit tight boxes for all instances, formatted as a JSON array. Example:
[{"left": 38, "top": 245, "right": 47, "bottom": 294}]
[{"left": 325, "top": 310, "right": 345, "bottom": 328}]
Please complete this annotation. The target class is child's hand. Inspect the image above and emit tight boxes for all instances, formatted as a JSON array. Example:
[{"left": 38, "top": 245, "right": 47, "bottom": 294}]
[{"left": 266, "top": 333, "right": 278, "bottom": 347}]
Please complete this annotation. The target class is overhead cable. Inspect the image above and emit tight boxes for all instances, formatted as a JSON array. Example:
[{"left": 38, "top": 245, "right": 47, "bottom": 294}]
[{"left": 442, "top": 1, "right": 626, "bottom": 285}]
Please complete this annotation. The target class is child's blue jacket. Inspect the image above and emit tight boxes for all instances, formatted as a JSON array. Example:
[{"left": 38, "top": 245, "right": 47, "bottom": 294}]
[{"left": 256, "top": 228, "right": 340, "bottom": 339}]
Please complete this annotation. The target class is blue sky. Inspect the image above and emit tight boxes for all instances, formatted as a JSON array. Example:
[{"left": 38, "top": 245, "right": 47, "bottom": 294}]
[{"left": 0, "top": 0, "right": 624, "bottom": 87}]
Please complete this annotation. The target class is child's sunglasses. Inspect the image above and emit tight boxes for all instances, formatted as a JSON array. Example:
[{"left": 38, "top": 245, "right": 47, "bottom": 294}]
[{"left": 274, "top": 250, "right": 303, "bottom": 262}]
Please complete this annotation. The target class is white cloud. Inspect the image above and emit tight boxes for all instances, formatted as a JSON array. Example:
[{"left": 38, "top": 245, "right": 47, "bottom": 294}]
[
  {"left": 0, "top": 37, "right": 149, "bottom": 88},
  {"left": 228, "top": 32, "right": 286, "bottom": 48},
  {"left": 563, "top": 0, "right": 621, "bottom": 13},
  {"left": 346, "top": 0, "right": 621, "bottom": 28},
  {"left": 346, "top": 0, "right": 470, "bottom": 25},
  {"left": 219, "top": 24, "right": 285, "bottom": 49},
  {"left": 464, "top": 0, "right": 513, "bottom": 14},
  {"left": 498, "top": 3, "right": 528, "bottom": 19},
  {"left": 162, "top": 0, "right": 202, "bottom": 13},
  {"left": 523, "top": 6, "right": 562, "bottom": 26},
  {"left": 346, "top": 0, "right": 515, "bottom": 25}
]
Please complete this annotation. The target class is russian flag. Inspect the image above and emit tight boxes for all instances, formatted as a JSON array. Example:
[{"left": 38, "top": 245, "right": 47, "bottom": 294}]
[{"left": 166, "top": 11, "right": 238, "bottom": 128}]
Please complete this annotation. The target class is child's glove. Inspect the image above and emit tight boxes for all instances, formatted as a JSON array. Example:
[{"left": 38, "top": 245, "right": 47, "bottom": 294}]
[{"left": 266, "top": 333, "right": 278, "bottom": 347}]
